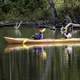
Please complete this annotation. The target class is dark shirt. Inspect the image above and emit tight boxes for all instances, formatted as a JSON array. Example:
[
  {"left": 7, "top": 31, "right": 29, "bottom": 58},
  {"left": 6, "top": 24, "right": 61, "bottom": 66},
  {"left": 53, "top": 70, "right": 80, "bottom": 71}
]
[{"left": 34, "top": 33, "right": 44, "bottom": 39}]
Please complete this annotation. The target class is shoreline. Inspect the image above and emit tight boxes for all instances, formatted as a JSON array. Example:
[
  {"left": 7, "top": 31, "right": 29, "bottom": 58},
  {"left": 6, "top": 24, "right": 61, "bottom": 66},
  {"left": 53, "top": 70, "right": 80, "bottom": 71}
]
[{"left": 0, "top": 20, "right": 53, "bottom": 27}]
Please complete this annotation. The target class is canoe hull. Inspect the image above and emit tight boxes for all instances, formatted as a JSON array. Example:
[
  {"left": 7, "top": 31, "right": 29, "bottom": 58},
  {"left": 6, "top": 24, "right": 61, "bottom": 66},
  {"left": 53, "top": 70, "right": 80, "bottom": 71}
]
[
  {"left": 4, "top": 37, "right": 29, "bottom": 44},
  {"left": 4, "top": 37, "right": 80, "bottom": 44}
]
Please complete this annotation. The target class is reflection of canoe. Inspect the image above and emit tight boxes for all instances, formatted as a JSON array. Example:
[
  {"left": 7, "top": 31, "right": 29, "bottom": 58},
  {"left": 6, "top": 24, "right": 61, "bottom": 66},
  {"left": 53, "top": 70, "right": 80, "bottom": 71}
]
[
  {"left": 4, "top": 37, "right": 80, "bottom": 44},
  {"left": 4, "top": 43, "right": 80, "bottom": 53},
  {"left": 4, "top": 44, "right": 53, "bottom": 53}
]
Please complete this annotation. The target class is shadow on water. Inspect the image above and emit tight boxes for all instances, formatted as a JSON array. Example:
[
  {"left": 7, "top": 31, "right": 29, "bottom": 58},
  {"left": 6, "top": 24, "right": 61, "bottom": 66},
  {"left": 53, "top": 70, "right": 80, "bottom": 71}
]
[{"left": 0, "top": 27, "right": 80, "bottom": 80}]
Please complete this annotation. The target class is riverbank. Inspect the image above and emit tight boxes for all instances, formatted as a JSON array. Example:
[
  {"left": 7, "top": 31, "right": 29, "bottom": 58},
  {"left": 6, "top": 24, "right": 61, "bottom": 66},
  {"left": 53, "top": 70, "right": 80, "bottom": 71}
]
[{"left": 0, "top": 20, "right": 52, "bottom": 27}]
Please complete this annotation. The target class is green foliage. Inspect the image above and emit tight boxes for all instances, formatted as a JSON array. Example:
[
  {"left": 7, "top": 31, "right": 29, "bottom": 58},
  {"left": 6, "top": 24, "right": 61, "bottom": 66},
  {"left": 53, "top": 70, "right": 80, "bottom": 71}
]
[
  {"left": 1, "top": 4, "right": 11, "bottom": 13},
  {"left": 55, "top": 0, "right": 80, "bottom": 20},
  {"left": 0, "top": 0, "right": 80, "bottom": 21},
  {"left": 0, "top": 0, "right": 49, "bottom": 21}
]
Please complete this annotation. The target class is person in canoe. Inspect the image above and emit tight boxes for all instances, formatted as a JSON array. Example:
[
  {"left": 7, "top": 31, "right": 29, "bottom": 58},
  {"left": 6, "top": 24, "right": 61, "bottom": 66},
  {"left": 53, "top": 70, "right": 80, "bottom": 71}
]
[
  {"left": 61, "top": 22, "right": 80, "bottom": 38},
  {"left": 32, "top": 28, "right": 46, "bottom": 39},
  {"left": 61, "top": 23, "right": 72, "bottom": 38}
]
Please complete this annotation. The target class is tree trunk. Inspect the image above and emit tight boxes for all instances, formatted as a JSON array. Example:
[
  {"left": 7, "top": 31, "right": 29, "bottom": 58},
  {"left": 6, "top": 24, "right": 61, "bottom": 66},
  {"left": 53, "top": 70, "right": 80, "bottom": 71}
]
[{"left": 47, "top": 0, "right": 58, "bottom": 25}]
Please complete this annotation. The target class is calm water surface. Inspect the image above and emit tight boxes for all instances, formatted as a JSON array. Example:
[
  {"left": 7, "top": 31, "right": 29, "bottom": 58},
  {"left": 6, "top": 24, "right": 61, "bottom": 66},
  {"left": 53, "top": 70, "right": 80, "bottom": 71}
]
[{"left": 0, "top": 27, "right": 80, "bottom": 80}]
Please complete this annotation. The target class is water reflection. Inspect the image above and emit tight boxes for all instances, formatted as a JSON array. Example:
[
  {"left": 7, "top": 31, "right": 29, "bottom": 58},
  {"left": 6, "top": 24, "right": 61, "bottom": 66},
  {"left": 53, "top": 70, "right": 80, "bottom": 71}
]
[
  {"left": 3, "top": 44, "right": 49, "bottom": 80},
  {"left": 4, "top": 44, "right": 48, "bottom": 60},
  {"left": 1, "top": 43, "right": 80, "bottom": 80},
  {"left": 14, "top": 21, "right": 22, "bottom": 37},
  {"left": 14, "top": 29, "right": 21, "bottom": 37},
  {"left": 32, "top": 47, "right": 47, "bottom": 60},
  {"left": 4, "top": 43, "right": 80, "bottom": 53},
  {"left": 65, "top": 46, "right": 72, "bottom": 55},
  {"left": 64, "top": 46, "right": 73, "bottom": 64}
]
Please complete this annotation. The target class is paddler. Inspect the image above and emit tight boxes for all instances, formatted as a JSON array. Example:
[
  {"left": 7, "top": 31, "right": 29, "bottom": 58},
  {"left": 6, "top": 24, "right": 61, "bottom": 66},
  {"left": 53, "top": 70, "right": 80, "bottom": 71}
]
[
  {"left": 63, "top": 22, "right": 80, "bottom": 38},
  {"left": 64, "top": 32, "right": 72, "bottom": 39},
  {"left": 61, "top": 23, "right": 72, "bottom": 39},
  {"left": 63, "top": 25, "right": 72, "bottom": 38},
  {"left": 61, "top": 27, "right": 72, "bottom": 39},
  {"left": 32, "top": 28, "right": 46, "bottom": 39}
]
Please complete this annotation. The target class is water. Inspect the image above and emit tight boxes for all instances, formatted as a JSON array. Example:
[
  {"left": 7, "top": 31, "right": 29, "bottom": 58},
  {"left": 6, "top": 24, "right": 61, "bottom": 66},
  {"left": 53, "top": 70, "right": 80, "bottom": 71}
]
[{"left": 0, "top": 27, "right": 80, "bottom": 80}]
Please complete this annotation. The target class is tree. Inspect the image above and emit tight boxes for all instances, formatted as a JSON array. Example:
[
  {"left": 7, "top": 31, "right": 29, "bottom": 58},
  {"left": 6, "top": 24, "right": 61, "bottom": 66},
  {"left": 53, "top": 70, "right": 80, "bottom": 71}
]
[{"left": 47, "top": 0, "right": 58, "bottom": 25}]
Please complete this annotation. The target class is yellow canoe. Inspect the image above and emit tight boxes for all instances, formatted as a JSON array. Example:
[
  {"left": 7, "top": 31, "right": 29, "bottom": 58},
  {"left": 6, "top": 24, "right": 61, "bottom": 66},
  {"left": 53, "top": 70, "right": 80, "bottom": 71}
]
[{"left": 4, "top": 37, "right": 80, "bottom": 44}]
